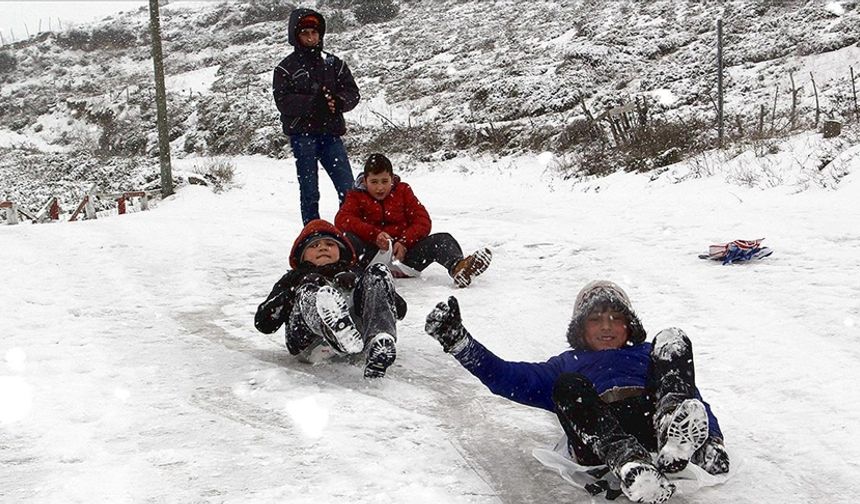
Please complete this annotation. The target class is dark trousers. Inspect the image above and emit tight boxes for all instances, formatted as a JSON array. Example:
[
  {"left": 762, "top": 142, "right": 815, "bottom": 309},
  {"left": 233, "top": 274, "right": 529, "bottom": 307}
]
[
  {"left": 285, "top": 264, "right": 399, "bottom": 354},
  {"left": 352, "top": 263, "right": 398, "bottom": 342},
  {"left": 552, "top": 329, "right": 697, "bottom": 468},
  {"left": 289, "top": 134, "right": 354, "bottom": 225},
  {"left": 345, "top": 232, "right": 464, "bottom": 273}
]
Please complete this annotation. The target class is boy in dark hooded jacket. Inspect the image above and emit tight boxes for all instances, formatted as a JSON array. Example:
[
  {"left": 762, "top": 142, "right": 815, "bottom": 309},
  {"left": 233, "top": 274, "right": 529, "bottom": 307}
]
[
  {"left": 254, "top": 219, "right": 405, "bottom": 378},
  {"left": 273, "top": 8, "right": 361, "bottom": 225},
  {"left": 424, "top": 280, "right": 729, "bottom": 504},
  {"left": 335, "top": 153, "right": 492, "bottom": 288}
]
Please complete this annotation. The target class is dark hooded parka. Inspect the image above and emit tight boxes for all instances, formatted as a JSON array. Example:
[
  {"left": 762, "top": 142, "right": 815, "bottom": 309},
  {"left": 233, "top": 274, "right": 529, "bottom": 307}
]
[{"left": 273, "top": 8, "right": 360, "bottom": 136}]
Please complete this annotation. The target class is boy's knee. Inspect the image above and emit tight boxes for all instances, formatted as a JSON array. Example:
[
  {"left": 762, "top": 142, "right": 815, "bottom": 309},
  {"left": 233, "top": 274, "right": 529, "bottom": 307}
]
[
  {"left": 436, "top": 232, "right": 455, "bottom": 242},
  {"left": 364, "top": 263, "right": 394, "bottom": 287},
  {"left": 552, "top": 373, "right": 599, "bottom": 406},
  {"left": 367, "top": 263, "right": 390, "bottom": 277},
  {"left": 652, "top": 327, "right": 692, "bottom": 361}
]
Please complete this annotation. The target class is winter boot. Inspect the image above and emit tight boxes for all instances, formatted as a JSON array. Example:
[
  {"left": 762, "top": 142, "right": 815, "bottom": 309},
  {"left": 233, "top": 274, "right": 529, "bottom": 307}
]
[
  {"left": 618, "top": 461, "right": 675, "bottom": 504},
  {"left": 656, "top": 398, "right": 709, "bottom": 474},
  {"left": 450, "top": 248, "right": 492, "bottom": 288},
  {"left": 286, "top": 309, "right": 318, "bottom": 356},
  {"left": 364, "top": 333, "right": 396, "bottom": 379},
  {"left": 315, "top": 286, "right": 363, "bottom": 354}
]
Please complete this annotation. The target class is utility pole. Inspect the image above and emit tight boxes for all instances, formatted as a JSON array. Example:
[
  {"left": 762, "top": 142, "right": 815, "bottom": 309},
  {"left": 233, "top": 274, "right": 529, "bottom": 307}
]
[
  {"left": 148, "top": 0, "right": 174, "bottom": 198},
  {"left": 717, "top": 18, "right": 724, "bottom": 148}
]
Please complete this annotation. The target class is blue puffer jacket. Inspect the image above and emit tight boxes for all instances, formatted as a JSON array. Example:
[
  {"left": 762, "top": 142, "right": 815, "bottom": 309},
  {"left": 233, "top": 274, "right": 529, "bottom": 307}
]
[{"left": 453, "top": 338, "right": 723, "bottom": 439}]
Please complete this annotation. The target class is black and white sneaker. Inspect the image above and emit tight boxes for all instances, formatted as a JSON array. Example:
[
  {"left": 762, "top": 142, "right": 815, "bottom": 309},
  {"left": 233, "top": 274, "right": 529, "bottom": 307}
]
[
  {"left": 316, "top": 286, "right": 363, "bottom": 354},
  {"left": 364, "top": 333, "right": 396, "bottom": 379},
  {"left": 618, "top": 462, "right": 675, "bottom": 504},
  {"left": 656, "top": 398, "right": 710, "bottom": 474}
]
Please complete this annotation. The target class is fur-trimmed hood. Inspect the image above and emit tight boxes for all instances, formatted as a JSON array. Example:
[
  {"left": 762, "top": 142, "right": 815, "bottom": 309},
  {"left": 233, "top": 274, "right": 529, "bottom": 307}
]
[{"left": 566, "top": 280, "right": 647, "bottom": 350}]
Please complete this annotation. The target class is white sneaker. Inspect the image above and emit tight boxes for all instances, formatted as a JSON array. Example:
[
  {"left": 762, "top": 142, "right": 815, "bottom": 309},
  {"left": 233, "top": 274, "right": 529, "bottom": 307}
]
[
  {"left": 656, "top": 398, "right": 709, "bottom": 473},
  {"left": 618, "top": 462, "right": 675, "bottom": 504},
  {"left": 316, "top": 286, "right": 363, "bottom": 354}
]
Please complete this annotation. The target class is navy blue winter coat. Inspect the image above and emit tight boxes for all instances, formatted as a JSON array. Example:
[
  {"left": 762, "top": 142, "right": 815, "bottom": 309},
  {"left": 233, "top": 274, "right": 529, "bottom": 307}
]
[
  {"left": 272, "top": 8, "right": 360, "bottom": 136},
  {"left": 453, "top": 338, "right": 724, "bottom": 440}
]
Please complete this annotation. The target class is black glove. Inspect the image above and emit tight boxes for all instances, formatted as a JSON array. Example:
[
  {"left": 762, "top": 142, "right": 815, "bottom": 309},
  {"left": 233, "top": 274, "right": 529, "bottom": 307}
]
[
  {"left": 425, "top": 296, "right": 470, "bottom": 353},
  {"left": 312, "top": 86, "right": 330, "bottom": 116},
  {"left": 260, "top": 290, "right": 289, "bottom": 314},
  {"left": 693, "top": 437, "right": 730, "bottom": 475},
  {"left": 333, "top": 271, "right": 358, "bottom": 290}
]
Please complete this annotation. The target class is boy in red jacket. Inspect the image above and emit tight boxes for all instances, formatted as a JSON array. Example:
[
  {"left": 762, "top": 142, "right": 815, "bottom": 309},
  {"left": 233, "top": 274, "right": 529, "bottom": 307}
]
[{"left": 335, "top": 153, "right": 492, "bottom": 287}]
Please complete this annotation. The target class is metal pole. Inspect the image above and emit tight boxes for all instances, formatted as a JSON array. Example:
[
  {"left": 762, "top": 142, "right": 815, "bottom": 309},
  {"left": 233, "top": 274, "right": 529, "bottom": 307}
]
[
  {"left": 717, "top": 19, "right": 724, "bottom": 148},
  {"left": 148, "top": 0, "right": 174, "bottom": 198}
]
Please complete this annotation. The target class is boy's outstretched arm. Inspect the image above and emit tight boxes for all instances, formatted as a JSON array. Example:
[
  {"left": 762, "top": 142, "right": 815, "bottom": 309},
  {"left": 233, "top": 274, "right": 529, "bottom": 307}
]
[{"left": 425, "top": 297, "right": 562, "bottom": 411}]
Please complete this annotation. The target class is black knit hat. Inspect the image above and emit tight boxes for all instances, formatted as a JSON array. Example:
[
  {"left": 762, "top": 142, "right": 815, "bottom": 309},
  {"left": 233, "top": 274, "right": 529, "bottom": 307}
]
[
  {"left": 297, "top": 231, "right": 348, "bottom": 262},
  {"left": 565, "top": 280, "right": 647, "bottom": 350},
  {"left": 364, "top": 153, "right": 393, "bottom": 175}
]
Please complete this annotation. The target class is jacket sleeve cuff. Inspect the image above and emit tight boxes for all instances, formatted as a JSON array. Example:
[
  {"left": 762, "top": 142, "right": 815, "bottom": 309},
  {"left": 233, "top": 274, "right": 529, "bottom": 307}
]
[{"left": 449, "top": 335, "right": 472, "bottom": 356}]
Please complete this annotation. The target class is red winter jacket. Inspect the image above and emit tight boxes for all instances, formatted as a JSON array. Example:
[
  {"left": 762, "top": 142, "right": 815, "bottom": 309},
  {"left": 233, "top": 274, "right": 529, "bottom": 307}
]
[{"left": 335, "top": 175, "right": 432, "bottom": 249}]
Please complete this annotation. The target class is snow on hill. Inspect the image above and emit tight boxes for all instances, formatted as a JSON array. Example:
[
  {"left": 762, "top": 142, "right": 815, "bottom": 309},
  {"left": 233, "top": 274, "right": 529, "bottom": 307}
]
[{"left": 1, "top": 0, "right": 860, "bottom": 210}]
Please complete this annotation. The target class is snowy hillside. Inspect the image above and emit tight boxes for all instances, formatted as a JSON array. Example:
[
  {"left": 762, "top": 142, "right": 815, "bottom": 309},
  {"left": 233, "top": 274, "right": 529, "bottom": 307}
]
[
  {"left": 2, "top": 148, "right": 860, "bottom": 503},
  {"left": 2, "top": 0, "right": 860, "bottom": 210}
]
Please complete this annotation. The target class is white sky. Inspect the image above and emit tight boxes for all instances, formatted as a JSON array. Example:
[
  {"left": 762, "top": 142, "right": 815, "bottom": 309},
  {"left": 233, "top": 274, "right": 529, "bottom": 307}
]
[
  {"left": 1, "top": 143, "right": 859, "bottom": 502},
  {"left": 0, "top": 1, "right": 212, "bottom": 44}
]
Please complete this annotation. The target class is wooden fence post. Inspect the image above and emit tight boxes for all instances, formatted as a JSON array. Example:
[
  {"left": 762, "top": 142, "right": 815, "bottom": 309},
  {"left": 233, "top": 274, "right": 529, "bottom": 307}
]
[
  {"left": 789, "top": 72, "right": 798, "bottom": 129},
  {"left": 1, "top": 201, "right": 20, "bottom": 225},
  {"left": 770, "top": 85, "right": 778, "bottom": 133},
  {"left": 810, "top": 72, "right": 820, "bottom": 127},
  {"left": 851, "top": 66, "right": 858, "bottom": 119},
  {"left": 717, "top": 18, "right": 724, "bottom": 148}
]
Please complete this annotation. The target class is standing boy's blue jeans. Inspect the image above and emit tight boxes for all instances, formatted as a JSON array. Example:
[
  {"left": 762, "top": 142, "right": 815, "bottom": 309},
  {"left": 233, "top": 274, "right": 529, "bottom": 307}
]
[{"left": 289, "top": 134, "right": 354, "bottom": 225}]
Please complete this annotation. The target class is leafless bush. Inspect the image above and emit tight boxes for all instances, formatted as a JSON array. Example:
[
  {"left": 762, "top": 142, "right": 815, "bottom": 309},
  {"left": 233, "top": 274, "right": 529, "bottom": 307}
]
[
  {"left": 353, "top": 0, "right": 400, "bottom": 24},
  {"left": 619, "top": 116, "right": 710, "bottom": 171},
  {"left": 194, "top": 158, "right": 236, "bottom": 193},
  {"left": 361, "top": 122, "right": 443, "bottom": 157},
  {"left": 241, "top": 0, "right": 296, "bottom": 25},
  {"left": 57, "top": 25, "right": 139, "bottom": 51},
  {"left": 0, "top": 52, "right": 17, "bottom": 74}
]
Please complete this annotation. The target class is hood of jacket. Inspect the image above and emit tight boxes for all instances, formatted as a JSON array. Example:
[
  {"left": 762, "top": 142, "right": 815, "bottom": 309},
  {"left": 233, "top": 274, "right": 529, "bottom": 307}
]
[
  {"left": 565, "top": 280, "right": 647, "bottom": 350},
  {"left": 289, "top": 219, "right": 356, "bottom": 269},
  {"left": 288, "top": 8, "right": 326, "bottom": 51}
]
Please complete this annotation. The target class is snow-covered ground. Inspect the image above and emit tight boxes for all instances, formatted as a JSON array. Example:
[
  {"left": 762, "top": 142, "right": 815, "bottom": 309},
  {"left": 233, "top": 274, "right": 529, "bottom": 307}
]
[{"left": 2, "top": 147, "right": 859, "bottom": 503}]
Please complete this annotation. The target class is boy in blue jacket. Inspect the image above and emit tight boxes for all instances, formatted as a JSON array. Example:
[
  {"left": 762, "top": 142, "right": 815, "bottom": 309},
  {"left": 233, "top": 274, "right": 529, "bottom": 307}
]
[{"left": 425, "top": 280, "right": 729, "bottom": 504}]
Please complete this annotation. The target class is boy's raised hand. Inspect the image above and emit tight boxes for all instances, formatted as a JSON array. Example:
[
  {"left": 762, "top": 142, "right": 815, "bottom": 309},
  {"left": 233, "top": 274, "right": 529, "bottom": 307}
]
[{"left": 425, "top": 296, "right": 470, "bottom": 353}]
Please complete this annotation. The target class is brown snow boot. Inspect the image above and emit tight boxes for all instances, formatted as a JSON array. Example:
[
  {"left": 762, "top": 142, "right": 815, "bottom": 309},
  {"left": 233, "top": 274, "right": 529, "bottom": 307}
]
[{"left": 450, "top": 248, "right": 492, "bottom": 288}]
